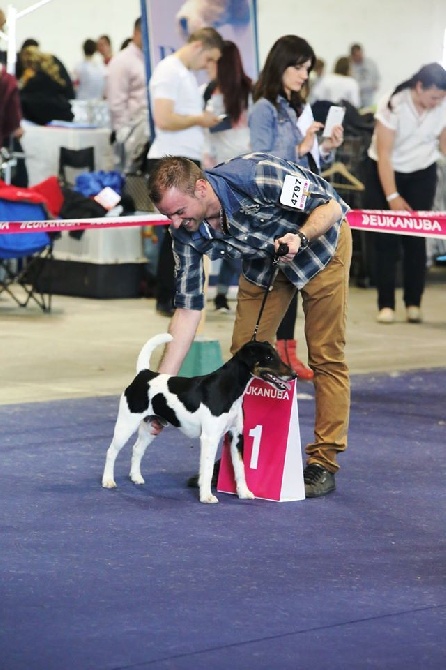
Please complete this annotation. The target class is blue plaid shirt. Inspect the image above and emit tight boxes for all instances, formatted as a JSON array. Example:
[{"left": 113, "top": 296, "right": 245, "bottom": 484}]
[{"left": 170, "top": 152, "right": 349, "bottom": 310}]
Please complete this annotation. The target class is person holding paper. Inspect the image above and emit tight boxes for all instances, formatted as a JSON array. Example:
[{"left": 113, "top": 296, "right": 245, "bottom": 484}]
[
  {"left": 146, "top": 153, "right": 352, "bottom": 498},
  {"left": 249, "top": 34, "right": 344, "bottom": 380}
]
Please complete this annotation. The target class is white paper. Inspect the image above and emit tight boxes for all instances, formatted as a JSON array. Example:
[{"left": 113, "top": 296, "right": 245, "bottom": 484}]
[
  {"left": 296, "top": 103, "right": 320, "bottom": 170},
  {"left": 94, "top": 187, "right": 121, "bottom": 211},
  {"left": 279, "top": 174, "right": 310, "bottom": 210},
  {"left": 323, "top": 105, "right": 345, "bottom": 137}
]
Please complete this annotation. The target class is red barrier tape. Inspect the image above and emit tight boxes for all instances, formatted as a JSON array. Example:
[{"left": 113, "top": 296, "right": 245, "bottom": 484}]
[
  {"left": 0, "top": 210, "right": 446, "bottom": 239},
  {"left": 0, "top": 213, "right": 169, "bottom": 234}
]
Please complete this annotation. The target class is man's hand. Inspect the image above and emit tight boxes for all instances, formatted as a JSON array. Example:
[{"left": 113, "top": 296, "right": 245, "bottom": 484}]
[
  {"left": 199, "top": 110, "right": 221, "bottom": 128},
  {"left": 274, "top": 233, "right": 301, "bottom": 262}
]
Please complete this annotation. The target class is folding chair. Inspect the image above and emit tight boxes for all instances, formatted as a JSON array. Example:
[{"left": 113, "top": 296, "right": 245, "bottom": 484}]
[
  {"left": 58, "top": 146, "right": 96, "bottom": 188},
  {"left": 0, "top": 200, "right": 53, "bottom": 313}
]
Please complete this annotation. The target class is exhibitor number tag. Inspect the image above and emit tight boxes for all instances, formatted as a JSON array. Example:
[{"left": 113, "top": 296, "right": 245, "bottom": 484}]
[{"left": 280, "top": 174, "right": 310, "bottom": 210}]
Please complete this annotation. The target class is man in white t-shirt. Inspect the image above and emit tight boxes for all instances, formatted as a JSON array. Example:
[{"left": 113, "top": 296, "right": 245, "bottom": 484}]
[
  {"left": 148, "top": 27, "right": 223, "bottom": 161},
  {"left": 148, "top": 26, "right": 224, "bottom": 315}
]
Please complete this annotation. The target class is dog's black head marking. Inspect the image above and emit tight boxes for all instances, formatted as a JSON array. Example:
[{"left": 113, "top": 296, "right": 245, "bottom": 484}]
[{"left": 236, "top": 340, "right": 296, "bottom": 390}]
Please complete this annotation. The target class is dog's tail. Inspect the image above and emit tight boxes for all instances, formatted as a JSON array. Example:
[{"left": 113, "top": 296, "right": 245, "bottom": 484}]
[{"left": 136, "top": 333, "right": 173, "bottom": 373}]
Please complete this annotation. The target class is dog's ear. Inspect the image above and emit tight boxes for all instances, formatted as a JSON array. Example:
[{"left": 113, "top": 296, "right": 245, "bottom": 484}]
[
  {"left": 236, "top": 340, "right": 260, "bottom": 366},
  {"left": 237, "top": 340, "right": 274, "bottom": 367}
]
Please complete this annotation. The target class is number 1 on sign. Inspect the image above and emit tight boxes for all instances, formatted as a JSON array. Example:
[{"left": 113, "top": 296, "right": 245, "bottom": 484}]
[{"left": 249, "top": 425, "right": 263, "bottom": 469}]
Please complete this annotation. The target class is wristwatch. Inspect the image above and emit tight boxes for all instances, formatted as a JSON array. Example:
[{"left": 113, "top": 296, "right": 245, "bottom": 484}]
[{"left": 296, "top": 231, "right": 310, "bottom": 249}]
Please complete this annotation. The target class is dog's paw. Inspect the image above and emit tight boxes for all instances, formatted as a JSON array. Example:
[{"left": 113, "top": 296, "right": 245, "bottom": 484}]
[
  {"left": 200, "top": 493, "right": 219, "bottom": 504},
  {"left": 130, "top": 473, "right": 145, "bottom": 485},
  {"left": 237, "top": 487, "right": 255, "bottom": 500},
  {"left": 102, "top": 478, "right": 117, "bottom": 489}
]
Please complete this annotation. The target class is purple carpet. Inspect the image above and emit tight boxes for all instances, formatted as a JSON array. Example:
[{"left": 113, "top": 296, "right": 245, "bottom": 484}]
[{"left": 1, "top": 369, "right": 445, "bottom": 669}]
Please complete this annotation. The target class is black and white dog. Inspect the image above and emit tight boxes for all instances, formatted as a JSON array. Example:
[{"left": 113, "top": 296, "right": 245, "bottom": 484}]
[{"left": 102, "top": 333, "right": 295, "bottom": 503}]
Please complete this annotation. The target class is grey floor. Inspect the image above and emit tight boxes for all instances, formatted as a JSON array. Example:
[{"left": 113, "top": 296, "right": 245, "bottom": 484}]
[{"left": 1, "top": 267, "right": 446, "bottom": 406}]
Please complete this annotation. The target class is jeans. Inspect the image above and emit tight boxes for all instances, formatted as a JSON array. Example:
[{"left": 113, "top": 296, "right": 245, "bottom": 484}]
[{"left": 231, "top": 220, "right": 352, "bottom": 472}]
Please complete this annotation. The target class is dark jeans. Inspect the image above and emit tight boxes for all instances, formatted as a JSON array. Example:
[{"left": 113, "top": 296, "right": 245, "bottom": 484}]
[
  {"left": 276, "top": 291, "right": 298, "bottom": 339},
  {"left": 362, "top": 157, "right": 437, "bottom": 309}
]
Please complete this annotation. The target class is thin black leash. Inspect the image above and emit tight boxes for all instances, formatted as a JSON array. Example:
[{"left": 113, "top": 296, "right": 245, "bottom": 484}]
[{"left": 251, "top": 242, "right": 289, "bottom": 341}]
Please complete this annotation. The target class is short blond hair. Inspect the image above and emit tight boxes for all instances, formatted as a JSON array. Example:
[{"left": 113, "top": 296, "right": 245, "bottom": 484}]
[{"left": 147, "top": 157, "right": 205, "bottom": 205}]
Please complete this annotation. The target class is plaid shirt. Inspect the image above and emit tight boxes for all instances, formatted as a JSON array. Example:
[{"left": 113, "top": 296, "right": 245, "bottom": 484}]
[{"left": 171, "top": 152, "right": 349, "bottom": 310}]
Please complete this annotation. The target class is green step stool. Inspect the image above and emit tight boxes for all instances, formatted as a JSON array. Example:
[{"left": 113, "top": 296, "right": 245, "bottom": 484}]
[{"left": 179, "top": 338, "right": 224, "bottom": 377}]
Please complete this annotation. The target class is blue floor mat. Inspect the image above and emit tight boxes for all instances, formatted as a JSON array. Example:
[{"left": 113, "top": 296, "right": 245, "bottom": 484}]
[{"left": 1, "top": 369, "right": 445, "bottom": 670}]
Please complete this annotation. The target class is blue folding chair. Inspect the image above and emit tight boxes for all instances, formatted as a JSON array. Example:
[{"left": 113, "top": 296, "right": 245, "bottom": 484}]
[{"left": 0, "top": 200, "right": 53, "bottom": 312}]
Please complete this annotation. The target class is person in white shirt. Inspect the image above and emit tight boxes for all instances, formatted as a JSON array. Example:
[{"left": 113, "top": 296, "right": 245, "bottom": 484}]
[
  {"left": 349, "top": 43, "right": 380, "bottom": 109},
  {"left": 148, "top": 26, "right": 224, "bottom": 316},
  {"left": 106, "top": 17, "right": 149, "bottom": 171},
  {"left": 73, "top": 39, "right": 106, "bottom": 101},
  {"left": 310, "top": 56, "right": 360, "bottom": 107},
  {"left": 362, "top": 62, "right": 446, "bottom": 324},
  {"left": 148, "top": 26, "right": 223, "bottom": 163}
]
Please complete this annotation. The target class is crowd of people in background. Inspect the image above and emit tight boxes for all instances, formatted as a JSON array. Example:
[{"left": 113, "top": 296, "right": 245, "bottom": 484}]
[{"left": 1, "top": 8, "right": 446, "bottom": 364}]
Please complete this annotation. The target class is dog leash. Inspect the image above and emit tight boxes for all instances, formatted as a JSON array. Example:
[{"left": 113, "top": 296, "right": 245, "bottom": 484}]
[{"left": 251, "top": 242, "right": 289, "bottom": 341}]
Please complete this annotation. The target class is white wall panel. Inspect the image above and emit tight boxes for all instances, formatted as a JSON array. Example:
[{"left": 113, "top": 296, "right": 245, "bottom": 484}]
[
  {"left": 256, "top": 0, "right": 446, "bottom": 101},
  {"left": 4, "top": 0, "right": 446, "bottom": 101},
  {"left": 6, "top": 0, "right": 141, "bottom": 73}
]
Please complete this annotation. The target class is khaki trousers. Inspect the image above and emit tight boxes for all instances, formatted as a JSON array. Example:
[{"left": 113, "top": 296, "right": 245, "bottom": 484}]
[{"left": 231, "top": 221, "right": 352, "bottom": 472}]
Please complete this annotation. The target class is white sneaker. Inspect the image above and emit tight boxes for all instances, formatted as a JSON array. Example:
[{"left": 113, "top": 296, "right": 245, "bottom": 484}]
[
  {"left": 406, "top": 306, "right": 422, "bottom": 323},
  {"left": 377, "top": 308, "right": 395, "bottom": 324}
]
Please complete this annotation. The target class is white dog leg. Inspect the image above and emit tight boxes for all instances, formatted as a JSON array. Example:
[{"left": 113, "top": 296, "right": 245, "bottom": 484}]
[
  {"left": 229, "top": 432, "right": 255, "bottom": 500},
  {"left": 102, "top": 401, "right": 142, "bottom": 488},
  {"left": 199, "top": 435, "right": 219, "bottom": 503},
  {"left": 129, "top": 420, "right": 157, "bottom": 485}
]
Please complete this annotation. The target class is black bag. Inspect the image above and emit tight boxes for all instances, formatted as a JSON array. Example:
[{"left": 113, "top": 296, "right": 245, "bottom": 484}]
[{"left": 59, "top": 187, "right": 107, "bottom": 239}]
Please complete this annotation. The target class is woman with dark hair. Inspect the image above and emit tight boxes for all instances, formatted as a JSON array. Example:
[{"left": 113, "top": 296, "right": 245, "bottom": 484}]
[
  {"left": 363, "top": 62, "right": 446, "bottom": 324},
  {"left": 203, "top": 39, "right": 252, "bottom": 165},
  {"left": 249, "top": 34, "right": 344, "bottom": 379},
  {"left": 203, "top": 40, "right": 252, "bottom": 311}
]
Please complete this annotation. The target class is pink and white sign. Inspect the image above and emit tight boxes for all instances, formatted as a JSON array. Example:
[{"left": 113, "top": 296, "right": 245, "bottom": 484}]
[
  {"left": 217, "top": 378, "right": 305, "bottom": 502},
  {"left": 0, "top": 213, "right": 167, "bottom": 235},
  {"left": 347, "top": 210, "right": 446, "bottom": 239}
]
